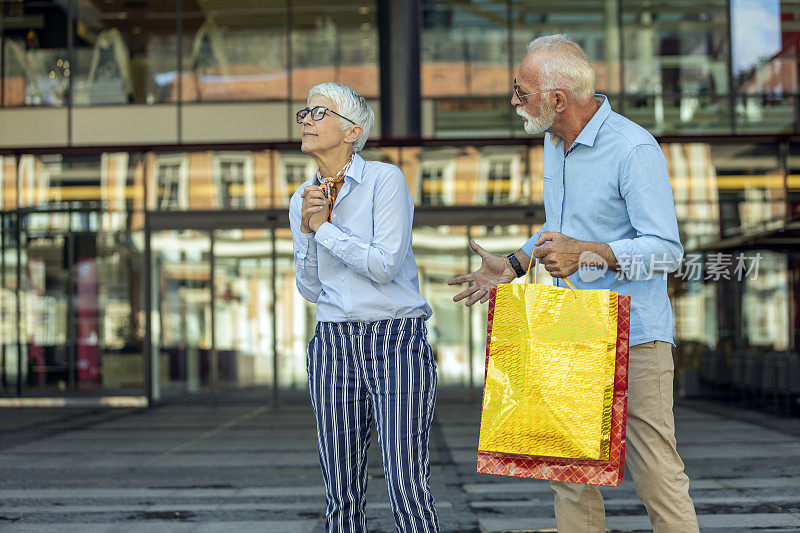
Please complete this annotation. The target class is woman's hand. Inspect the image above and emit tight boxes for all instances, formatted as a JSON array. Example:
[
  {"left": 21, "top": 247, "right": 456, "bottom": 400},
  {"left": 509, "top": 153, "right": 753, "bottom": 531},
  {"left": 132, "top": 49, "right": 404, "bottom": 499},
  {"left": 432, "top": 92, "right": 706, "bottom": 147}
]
[{"left": 300, "top": 186, "right": 329, "bottom": 233}]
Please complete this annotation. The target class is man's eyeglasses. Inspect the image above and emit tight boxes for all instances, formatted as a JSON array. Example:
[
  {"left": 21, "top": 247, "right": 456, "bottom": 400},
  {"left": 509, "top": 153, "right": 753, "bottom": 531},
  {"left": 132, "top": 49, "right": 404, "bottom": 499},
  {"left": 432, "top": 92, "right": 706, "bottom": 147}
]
[
  {"left": 513, "top": 79, "right": 554, "bottom": 102},
  {"left": 296, "top": 106, "right": 357, "bottom": 125}
]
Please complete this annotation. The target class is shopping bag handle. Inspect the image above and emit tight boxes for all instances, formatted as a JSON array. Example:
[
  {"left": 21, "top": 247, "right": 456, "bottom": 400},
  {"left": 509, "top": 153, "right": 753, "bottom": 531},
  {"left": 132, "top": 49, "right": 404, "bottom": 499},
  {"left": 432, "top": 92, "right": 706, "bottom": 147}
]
[{"left": 523, "top": 256, "right": 578, "bottom": 291}]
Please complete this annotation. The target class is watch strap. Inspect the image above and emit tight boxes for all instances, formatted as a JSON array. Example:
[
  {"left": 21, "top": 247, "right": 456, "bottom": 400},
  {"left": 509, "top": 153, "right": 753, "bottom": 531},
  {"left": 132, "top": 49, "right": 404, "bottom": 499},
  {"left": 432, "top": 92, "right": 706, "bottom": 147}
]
[{"left": 507, "top": 253, "right": 526, "bottom": 278}]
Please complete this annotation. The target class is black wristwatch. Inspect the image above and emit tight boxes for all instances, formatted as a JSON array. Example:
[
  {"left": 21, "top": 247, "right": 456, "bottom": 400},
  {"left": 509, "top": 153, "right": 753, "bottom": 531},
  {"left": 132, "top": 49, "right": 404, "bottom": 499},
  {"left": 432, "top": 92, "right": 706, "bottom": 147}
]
[{"left": 507, "top": 253, "right": 526, "bottom": 278}]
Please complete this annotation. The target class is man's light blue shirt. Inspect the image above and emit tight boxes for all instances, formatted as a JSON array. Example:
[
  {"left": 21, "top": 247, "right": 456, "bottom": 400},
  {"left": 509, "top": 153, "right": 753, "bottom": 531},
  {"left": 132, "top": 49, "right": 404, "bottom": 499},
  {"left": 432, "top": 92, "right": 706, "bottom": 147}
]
[
  {"left": 289, "top": 153, "right": 432, "bottom": 323},
  {"left": 521, "top": 95, "right": 683, "bottom": 346}
]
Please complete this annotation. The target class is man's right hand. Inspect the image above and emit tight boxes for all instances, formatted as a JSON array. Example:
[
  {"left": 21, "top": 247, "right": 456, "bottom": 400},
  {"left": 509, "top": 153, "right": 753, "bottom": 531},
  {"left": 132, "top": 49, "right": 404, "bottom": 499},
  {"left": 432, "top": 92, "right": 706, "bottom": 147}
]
[
  {"left": 300, "top": 186, "right": 328, "bottom": 234},
  {"left": 447, "top": 239, "right": 518, "bottom": 306}
]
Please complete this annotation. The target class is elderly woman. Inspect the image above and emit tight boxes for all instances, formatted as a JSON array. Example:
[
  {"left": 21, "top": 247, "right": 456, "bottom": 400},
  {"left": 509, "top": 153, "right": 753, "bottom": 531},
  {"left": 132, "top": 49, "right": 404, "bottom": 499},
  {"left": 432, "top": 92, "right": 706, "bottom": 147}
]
[{"left": 289, "top": 82, "right": 440, "bottom": 532}]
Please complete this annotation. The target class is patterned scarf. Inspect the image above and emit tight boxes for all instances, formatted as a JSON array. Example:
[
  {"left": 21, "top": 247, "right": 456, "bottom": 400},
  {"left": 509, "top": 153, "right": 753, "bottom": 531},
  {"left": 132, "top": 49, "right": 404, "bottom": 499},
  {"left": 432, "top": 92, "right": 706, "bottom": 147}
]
[{"left": 316, "top": 153, "right": 354, "bottom": 222}]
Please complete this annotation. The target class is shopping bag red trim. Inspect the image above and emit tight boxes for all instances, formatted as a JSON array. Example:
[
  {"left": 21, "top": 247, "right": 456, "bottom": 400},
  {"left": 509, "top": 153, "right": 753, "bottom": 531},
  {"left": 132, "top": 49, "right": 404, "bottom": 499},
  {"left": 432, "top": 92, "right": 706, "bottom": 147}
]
[{"left": 476, "top": 289, "right": 630, "bottom": 487}]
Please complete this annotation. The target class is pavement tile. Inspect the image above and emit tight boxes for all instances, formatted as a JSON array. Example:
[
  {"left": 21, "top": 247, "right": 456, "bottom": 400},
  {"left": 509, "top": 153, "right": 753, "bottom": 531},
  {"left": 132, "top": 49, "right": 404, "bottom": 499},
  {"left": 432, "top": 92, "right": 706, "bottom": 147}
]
[{"left": 1, "top": 398, "right": 799, "bottom": 532}]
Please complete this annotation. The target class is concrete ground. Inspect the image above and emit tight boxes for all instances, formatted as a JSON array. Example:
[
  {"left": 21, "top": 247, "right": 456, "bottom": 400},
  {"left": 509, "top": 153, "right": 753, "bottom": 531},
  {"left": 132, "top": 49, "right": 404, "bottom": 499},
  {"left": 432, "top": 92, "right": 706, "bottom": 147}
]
[{"left": 1, "top": 392, "right": 799, "bottom": 532}]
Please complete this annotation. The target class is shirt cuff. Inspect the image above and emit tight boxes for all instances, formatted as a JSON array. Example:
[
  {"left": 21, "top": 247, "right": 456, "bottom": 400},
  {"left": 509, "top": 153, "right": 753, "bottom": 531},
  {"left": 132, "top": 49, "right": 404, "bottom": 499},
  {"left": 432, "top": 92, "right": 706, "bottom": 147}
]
[
  {"left": 314, "top": 222, "right": 344, "bottom": 254},
  {"left": 296, "top": 232, "right": 316, "bottom": 261},
  {"left": 315, "top": 221, "right": 373, "bottom": 276},
  {"left": 607, "top": 239, "right": 634, "bottom": 280},
  {"left": 521, "top": 234, "right": 539, "bottom": 258}
]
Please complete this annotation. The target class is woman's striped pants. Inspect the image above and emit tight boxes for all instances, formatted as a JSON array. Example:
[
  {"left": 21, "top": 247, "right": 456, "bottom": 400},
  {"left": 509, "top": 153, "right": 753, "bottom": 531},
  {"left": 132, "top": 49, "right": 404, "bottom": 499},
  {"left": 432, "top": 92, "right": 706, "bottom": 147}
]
[{"left": 307, "top": 318, "right": 440, "bottom": 533}]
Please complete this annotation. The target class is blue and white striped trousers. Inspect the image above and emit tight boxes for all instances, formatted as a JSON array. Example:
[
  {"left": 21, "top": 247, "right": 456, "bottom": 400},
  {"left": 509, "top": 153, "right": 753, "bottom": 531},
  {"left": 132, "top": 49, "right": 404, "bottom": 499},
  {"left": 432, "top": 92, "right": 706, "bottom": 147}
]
[{"left": 307, "top": 317, "right": 440, "bottom": 533}]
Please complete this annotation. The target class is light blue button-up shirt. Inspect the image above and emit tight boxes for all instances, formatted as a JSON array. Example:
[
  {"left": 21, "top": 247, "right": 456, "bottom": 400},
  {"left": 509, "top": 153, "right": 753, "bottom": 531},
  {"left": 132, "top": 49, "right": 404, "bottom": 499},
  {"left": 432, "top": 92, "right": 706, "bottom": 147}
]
[
  {"left": 289, "top": 153, "right": 432, "bottom": 323},
  {"left": 521, "top": 95, "right": 683, "bottom": 347}
]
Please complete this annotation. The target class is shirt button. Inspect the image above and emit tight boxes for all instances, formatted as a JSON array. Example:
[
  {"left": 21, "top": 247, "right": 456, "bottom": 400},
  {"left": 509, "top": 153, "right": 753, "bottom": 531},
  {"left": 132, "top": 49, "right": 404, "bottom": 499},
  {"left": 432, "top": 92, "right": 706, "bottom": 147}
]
[
  {"left": 324, "top": 240, "right": 328, "bottom": 244},
  {"left": 332, "top": 214, "right": 337, "bottom": 219},
  {"left": 341, "top": 276, "right": 345, "bottom": 281},
  {"left": 347, "top": 314, "right": 351, "bottom": 318},
  {"left": 344, "top": 293, "right": 348, "bottom": 297}
]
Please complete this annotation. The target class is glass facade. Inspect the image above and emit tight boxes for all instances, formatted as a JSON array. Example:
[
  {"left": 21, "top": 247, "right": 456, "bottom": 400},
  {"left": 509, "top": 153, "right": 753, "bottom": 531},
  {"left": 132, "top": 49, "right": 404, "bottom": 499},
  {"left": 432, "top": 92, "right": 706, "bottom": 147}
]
[
  {"left": 420, "top": 0, "right": 800, "bottom": 136},
  {"left": 0, "top": 0, "right": 378, "bottom": 109},
  {"left": 0, "top": 0, "right": 798, "bottom": 401},
  {"left": 180, "top": 2, "right": 290, "bottom": 103},
  {"left": 72, "top": 2, "right": 179, "bottom": 105},
  {"left": 1, "top": 1, "right": 800, "bottom": 135},
  {"left": 1, "top": 151, "right": 146, "bottom": 396},
  {"left": 1, "top": 0, "right": 69, "bottom": 106},
  {"left": 0, "top": 138, "right": 797, "bottom": 398}
]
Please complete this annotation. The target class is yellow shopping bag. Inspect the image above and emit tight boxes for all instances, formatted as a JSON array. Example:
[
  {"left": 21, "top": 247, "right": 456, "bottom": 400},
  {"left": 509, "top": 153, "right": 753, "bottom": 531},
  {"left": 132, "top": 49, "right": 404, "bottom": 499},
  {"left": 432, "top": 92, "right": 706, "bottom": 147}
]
[{"left": 477, "top": 260, "right": 618, "bottom": 461}]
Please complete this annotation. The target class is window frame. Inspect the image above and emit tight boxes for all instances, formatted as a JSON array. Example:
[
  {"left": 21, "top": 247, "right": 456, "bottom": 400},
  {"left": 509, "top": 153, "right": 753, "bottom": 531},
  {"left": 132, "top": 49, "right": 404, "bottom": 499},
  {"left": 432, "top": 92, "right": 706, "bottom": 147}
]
[
  {"left": 154, "top": 154, "right": 189, "bottom": 210},
  {"left": 212, "top": 152, "right": 255, "bottom": 210}
]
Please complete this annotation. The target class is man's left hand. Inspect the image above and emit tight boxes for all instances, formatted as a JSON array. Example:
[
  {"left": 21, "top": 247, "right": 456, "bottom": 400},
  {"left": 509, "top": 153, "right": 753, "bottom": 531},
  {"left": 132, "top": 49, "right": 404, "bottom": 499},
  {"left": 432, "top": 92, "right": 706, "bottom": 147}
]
[
  {"left": 534, "top": 233, "right": 619, "bottom": 278},
  {"left": 532, "top": 232, "right": 586, "bottom": 278}
]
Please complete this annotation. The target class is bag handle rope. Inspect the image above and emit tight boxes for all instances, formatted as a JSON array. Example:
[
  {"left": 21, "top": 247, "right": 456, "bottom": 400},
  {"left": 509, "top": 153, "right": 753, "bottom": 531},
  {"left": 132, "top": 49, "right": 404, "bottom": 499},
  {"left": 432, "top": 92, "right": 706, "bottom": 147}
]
[{"left": 523, "top": 256, "right": 578, "bottom": 291}]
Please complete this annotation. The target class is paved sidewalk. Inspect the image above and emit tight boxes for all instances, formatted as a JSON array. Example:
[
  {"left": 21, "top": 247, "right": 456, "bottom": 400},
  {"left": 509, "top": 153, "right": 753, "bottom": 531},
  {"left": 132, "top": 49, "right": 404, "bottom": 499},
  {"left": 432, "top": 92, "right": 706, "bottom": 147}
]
[{"left": 1, "top": 393, "right": 799, "bottom": 532}]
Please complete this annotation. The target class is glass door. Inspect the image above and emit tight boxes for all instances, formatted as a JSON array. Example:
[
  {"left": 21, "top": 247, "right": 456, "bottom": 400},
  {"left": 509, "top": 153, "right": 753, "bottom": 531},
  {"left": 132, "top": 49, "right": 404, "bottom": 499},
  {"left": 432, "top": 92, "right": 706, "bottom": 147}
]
[
  {"left": 147, "top": 216, "right": 319, "bottom": 399},
  {"left": 5, "top": 208, "right": 148, "bottom": 397},
  {"left": 212, "top": 229, "right": 275, "bottom": 390},
  {"left": 149, "top": 223, "right": 294, "bottom": 398},
  {"left": 274, "top": 228, "right": 316, "bottom": 390},
  {"left": 18, "top": 212, "right": 105, "bottom": 394},
  {"left": 23, "top": 227, "right": 72, "bottom": 392},
  {"left": 150, "top": 229, "right": 212, "bottom": 396}
]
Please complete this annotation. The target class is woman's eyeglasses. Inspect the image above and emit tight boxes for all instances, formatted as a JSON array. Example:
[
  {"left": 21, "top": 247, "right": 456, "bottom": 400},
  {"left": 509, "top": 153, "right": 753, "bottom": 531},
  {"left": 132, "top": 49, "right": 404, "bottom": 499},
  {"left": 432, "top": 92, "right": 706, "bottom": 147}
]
[{"left": 296, "top": 106, "right": 357, "bottom": 125}]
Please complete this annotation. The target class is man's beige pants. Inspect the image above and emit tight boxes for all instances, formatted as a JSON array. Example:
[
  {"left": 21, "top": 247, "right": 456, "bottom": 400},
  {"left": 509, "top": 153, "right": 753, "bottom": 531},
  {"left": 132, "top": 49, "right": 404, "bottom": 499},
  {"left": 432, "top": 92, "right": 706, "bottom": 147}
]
[{"left": 550, "top": 341, "right": 699, "bottom": 532}]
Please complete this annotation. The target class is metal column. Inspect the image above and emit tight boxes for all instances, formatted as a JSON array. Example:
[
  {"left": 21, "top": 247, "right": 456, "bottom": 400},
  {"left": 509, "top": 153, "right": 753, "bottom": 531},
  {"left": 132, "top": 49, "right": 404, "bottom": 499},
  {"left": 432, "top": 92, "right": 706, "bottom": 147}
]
[
  {"left": 143, "top": 216, "right": 155, "bottom": 404},
  {"left": 15, "top": 153, "right": 22, "bottom": 396},
  {"left": 15, "top": 211, "right": 21, "bottom": 396},
  {"left": 377, "top": 0, "right": 422, "bottom": 138},
  {"left": 0, "top": 212, "right": 5, "bottom": 391},
  {"left": 210, "top": 230, "right": 219, "bottom": 400},
  {"left": 466, "top": 225, "right": 474, "bottom": 399},
  {"left": 271, "top": 228, "right": 279, "bottom": 407}
]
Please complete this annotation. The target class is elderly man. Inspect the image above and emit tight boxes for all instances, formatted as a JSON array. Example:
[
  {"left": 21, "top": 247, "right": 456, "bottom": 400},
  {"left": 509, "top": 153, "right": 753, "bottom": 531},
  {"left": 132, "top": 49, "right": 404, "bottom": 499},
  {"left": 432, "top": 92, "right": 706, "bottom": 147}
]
[{"left": 449, "top": 35, "right": 699, "bottom": 532}]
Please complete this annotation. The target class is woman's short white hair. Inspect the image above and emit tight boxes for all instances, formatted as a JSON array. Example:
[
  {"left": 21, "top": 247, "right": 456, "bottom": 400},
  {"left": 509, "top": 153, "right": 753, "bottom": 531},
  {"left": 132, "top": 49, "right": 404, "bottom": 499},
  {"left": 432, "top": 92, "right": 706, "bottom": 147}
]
[
  {"left": 527, "top": 34, "right": 595, "bottom": 101},
  {"left": 307, "top": 82, "right": 374, "bottom": 152}
]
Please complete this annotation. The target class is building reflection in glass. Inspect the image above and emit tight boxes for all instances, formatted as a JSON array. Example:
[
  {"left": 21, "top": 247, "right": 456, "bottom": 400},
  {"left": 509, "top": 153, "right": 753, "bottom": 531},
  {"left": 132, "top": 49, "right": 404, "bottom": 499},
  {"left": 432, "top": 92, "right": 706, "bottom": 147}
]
[
  {"left": 2, "top": 1, "right": 800, "bottom": 138},
  {"left": 0, "top": 141, "right": 797, "bottom": 397}
]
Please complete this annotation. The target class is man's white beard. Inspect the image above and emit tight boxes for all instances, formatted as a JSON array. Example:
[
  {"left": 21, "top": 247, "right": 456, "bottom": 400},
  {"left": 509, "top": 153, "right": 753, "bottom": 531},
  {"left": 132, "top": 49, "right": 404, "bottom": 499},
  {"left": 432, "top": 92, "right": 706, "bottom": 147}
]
[{"left": 516, "top": 103, "right": 555, "bottom": 135}]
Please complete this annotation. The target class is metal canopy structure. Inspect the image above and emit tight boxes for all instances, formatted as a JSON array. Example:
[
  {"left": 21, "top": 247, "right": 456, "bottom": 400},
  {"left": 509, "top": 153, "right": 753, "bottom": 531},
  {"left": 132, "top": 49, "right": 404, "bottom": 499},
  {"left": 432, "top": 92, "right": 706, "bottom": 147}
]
[
  {"left": 695, "top": 219, "right": 800, "bottom": 253},
  {"left": 145, "top": 204, "right": 545, "bottom": 232}
]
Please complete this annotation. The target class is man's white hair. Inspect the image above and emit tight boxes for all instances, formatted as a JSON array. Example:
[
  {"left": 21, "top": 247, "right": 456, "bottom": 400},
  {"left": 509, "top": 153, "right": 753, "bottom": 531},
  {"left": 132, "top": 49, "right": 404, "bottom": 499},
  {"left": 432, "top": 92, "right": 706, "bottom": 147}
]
[
  {"left": 307, "top": 82, "right": 374, "bottom": 152},
  {"left": 527, "top": 34, "right": 595, "bottom": 101}
]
